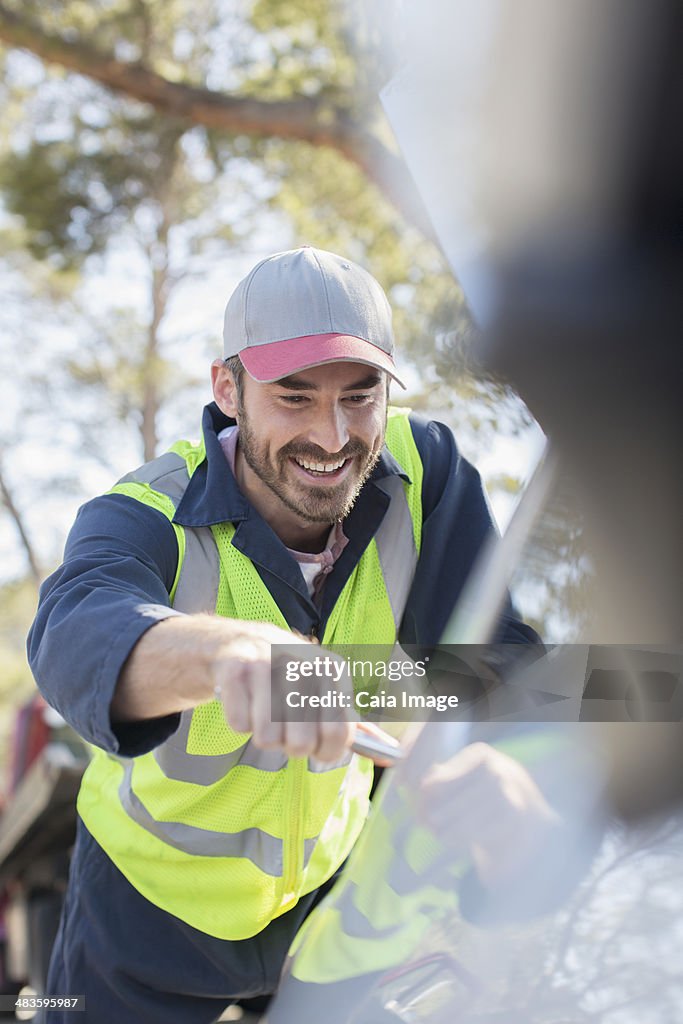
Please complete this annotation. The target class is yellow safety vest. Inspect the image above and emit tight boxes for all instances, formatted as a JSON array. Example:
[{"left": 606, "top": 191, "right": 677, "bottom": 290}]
[
  {"left": 287, "top": 731, "right": 581, "bottom": 984},
  {"left": 77, "top": 408, "right": 424, "bottom": 939}
]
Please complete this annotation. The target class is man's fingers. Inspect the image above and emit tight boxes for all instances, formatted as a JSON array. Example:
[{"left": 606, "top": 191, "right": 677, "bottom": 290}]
[
  {"left": 283, "top": 720, "right": 319, "bottom": 759},
  {"left": 281, "top": 719, "right": 352, "bottom": 763},
  {"left": 416, "top": 742, "right": 561, "bottom": 876},
  {"left": 217, "top": 659, "right": 253, "bottom": 734},
  {"left": 311, "top": 720, "right": 353, "bottom": 764},
  {"left": 250, "top": 661, "right": 284, "bottom": 749},
  {"left": 212, "top": 626, "right": 355, "bottom": 761},
  {"left": 421, "top": 742, "right": 497, "bottom": 789}
]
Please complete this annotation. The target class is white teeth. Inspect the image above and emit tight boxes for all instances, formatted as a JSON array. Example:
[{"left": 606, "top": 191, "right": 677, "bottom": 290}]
[{"left": 295, "top": 457, "right": 346, "bottom": 473}]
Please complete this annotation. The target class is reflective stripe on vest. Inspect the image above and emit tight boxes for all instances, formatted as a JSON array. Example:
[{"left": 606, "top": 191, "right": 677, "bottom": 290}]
[{"left": 77, "top": 408, "right": 424, "bottom": 939}]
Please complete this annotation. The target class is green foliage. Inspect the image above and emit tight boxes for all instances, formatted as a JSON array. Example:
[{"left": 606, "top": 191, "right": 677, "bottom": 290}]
[
  {"left": 0, "top": 112, "right": 187, "bottom": 268},
  {"left": 260, "top": 139, "right": 467, "bottom": 364},
  {"left": 17, "top": 0, "right": 220, "bottom": 77},
  {"left": 247, "top": 0, "right": 357, "bottom": 100}
]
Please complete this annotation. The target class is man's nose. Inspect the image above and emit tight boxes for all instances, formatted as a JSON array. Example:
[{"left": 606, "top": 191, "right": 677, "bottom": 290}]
[{"left": 306, "top": 403, "right": 350, "bottom": 454}]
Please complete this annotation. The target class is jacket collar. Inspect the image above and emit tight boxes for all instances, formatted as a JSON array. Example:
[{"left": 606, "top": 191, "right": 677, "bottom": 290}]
[{"left": 173, "top": 402, "right": 409, "bottom": 529}]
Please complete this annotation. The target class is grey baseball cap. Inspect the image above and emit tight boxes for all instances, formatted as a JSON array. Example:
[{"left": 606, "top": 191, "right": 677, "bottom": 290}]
[{"left": 222, "top": 246, "right": 406, "bottom": 388}]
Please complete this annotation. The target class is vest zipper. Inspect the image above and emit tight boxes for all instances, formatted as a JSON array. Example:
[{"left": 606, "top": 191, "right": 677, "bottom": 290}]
[{"left": 280, "top": 756, "right": 306, "bottom": 912}]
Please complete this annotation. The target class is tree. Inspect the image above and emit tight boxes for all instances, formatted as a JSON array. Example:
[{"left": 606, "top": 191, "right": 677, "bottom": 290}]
[
  {"left": 0, "top": 0, "right": 432, "bottom": 235},
  {"left": 0, "top": 457, "right": 42, "bottom": 589},
  {"left": 0, "top": 0, "right": 464, "bottom": 516},
  {"left": 0, "top": 0, "right": 589, "bottom": 649}
]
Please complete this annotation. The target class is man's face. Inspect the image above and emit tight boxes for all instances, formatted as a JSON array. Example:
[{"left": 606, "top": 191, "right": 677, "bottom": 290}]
[{"left": 214, "top": 361, "right": 388, "bottom": 527}]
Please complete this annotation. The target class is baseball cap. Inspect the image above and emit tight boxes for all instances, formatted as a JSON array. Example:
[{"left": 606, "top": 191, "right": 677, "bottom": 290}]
[{"left": 222, "top": 246, "right": 406, "bottom": 388}]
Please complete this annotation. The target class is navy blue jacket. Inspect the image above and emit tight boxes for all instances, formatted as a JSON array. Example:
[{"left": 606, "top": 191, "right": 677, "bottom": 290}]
[
  {"left": 27, "top": 406, "right": 557, "bottom": 1011},
  {"left": 28, "top": 403, "right": 537, "bottom": 758}
]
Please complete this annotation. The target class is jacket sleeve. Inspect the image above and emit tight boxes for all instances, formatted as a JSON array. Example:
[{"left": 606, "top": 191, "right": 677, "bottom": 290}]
[
  {"left": 27, "top": 493, "right": 183, "bottom": 756},
  {"left": 399, "top": 415, "right": 541, "bottom": 648}
]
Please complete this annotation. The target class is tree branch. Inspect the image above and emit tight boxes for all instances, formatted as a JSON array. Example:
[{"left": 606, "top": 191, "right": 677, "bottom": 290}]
[
  {"left": 0, "top": 459, "right": 42, "bottom": 588},
  {"left": 0, "top": 3, "right": 435, "bottom": 238}
]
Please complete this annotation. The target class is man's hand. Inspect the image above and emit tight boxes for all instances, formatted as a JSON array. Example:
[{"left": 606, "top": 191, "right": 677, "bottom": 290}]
[
  {"left": 420, "top": 742, "right": 561, "bottom": 890},
  {"left": 115, "top": 613, "right": 400, "bottom": 766},
  {"left": 212, "top": 621, "right": 354, "bottom": 764}
]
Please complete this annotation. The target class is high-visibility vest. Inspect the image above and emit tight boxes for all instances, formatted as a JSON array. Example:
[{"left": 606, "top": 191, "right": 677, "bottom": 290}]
[
  {"left": 286, "top": 730, "right": 581, "bottom": 985},
  {"left": 77, "top": 407, "right": 424, "bottom": 940}
]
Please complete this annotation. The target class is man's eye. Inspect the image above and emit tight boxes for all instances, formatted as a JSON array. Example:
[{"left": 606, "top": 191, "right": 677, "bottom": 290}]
[
  {"left": 344, "top": 394, "right": 372, "bottom": 404},
  {"left": 279, "top": 395, "right": 308, "bottom": 404}
]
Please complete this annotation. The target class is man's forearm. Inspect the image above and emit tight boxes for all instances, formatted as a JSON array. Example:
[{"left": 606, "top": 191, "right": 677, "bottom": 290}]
[
  {"left": 111, "top": 614, "right": 238, "bottom": 722},
  {"left": 111, "top": 615, "right": 353, "bottom": 764}
]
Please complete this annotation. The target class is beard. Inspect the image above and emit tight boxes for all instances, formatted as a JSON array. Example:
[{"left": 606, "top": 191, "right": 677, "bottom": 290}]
[{"left": 237, "top": 408, "right": 384, "bottom": 524}]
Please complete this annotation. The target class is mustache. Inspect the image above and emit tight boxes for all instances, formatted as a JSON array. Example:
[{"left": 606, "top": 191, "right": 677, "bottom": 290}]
[{"left": 278, "top": 439, "right": 371, "bottom": 462}]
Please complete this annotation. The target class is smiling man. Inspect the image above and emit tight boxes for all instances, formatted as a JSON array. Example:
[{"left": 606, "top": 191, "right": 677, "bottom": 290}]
[
  {"left": 28, "top": 247, "right": 539, "bottom": 1023},
  {"left": 214, "top": 360, "right": 387, "bottom": 548}
]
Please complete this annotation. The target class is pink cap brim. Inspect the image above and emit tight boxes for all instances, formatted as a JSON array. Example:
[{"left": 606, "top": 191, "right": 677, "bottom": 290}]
[{"left": 239, "top": 333, "right": 406, "bottom": 389}]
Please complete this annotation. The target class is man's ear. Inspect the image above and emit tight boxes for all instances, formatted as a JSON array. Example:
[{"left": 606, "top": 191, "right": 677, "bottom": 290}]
[{"left": 212, "top": 360, "right": 240, "bottom": 418}]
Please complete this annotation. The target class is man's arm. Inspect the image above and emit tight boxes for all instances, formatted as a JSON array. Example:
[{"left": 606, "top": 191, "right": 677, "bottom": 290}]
[
  {"left": 112, "top": 613, "right": 275, "bottom": 722},
  {"left": 28, "top": 493, "right": 350, "bottom": 761},
  {"left": 112, "top": 612, "right": 352, "bottom": 762},
  {"left": 28, "top": 493, "right": 184, "bottom": 755}
]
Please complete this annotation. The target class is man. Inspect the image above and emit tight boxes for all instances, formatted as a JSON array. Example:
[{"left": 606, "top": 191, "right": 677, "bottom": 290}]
[{"left": 28, "top": 246, "right": 542, "bottom": 1023}]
